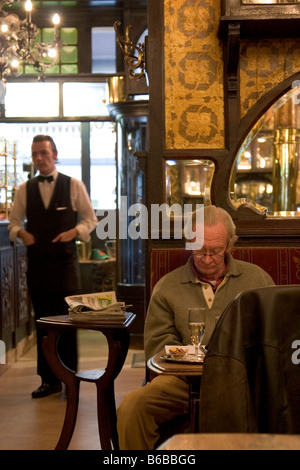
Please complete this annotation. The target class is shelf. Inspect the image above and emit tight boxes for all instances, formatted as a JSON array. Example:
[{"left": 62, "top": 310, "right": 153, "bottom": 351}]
[{"left": 219, "top": 0, "right": 300, "bottom": 39}]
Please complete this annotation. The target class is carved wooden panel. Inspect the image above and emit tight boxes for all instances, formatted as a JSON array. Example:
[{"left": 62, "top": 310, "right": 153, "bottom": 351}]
[
  {"left": 0, "top": 247, "right": 15, "bottom": 337},
  {"left": 14, "top": 244, "right": 30, "bottom": 326}
]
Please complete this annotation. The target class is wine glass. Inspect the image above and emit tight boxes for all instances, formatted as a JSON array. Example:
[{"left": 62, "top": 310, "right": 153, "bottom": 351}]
[{"left": 188, "top": 307, "right": 206, "bottom": 360}]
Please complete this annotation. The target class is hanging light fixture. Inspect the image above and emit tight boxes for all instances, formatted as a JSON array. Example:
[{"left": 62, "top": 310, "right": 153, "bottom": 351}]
[{"left": 0, "top": 0, "right": 62, "bottom": 79}]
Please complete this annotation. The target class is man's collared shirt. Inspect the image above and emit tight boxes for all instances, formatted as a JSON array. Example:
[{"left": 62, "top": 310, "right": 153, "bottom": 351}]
[
  {"left": 192, "top": 259, "right": 228, "bottom": 308},
  {"left": 8, "top": 170, "right": 98, "bottom": 242}
]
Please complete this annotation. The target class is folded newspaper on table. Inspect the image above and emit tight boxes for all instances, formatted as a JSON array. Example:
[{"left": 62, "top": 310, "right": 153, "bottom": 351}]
[{"left": 66, "top": 291, "right": 127, "bottom": 323}]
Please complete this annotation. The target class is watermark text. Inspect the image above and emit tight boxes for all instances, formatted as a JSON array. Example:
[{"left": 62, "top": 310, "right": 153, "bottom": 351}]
[
  {"left": 0, "top": 340, "right": 6, "bottom": 364},
  {"left": 291, "top": 339, "right": 300, "bottom": 365},
  {"left": 96, "top": 198, "right": 204, "bottom": 250}
]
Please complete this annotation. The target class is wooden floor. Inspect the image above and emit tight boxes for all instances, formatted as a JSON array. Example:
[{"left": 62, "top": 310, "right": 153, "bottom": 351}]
[{"left": 0, "top": 330, "right": 145, "bottom": 450}]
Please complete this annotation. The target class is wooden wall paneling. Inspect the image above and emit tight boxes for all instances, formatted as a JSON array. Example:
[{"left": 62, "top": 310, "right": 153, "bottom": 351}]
[
  {"left": 146, "top": 0, "right": 165, "bottom": 308},
  {"left": 14, "top": 244, "right": 30, "bottom": 328},
  {"left": 222, "top": 22, "right": 240, "bottom": 151}
]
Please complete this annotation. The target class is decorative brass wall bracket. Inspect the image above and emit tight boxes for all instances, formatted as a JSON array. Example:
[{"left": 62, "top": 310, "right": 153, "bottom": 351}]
[{"left": 114, "top": 20, "right": 146, "bottom": 80}]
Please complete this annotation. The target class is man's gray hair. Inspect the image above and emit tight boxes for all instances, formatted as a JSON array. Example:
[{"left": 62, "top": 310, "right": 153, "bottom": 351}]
[
  {"left": 186, "top": 205, "right": 238, "bottom": 248},
  {"left": 203, "top": 205, "right": 237, "bottom": 245}
]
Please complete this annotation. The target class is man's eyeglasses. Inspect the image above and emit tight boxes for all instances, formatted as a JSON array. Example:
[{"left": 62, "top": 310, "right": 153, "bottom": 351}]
[{"left": 192, "top": 247, "right": 227, "bottom": 263}]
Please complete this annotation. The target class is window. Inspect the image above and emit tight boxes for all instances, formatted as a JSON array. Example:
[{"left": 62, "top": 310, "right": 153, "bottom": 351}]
[
  {"left": 63, "top": 82, "right": 109, "bottom": 116},
  {"left": 90, "top": 122, "right": 116, "bottom": 209},
  {"left": 2, "top": 79, "right": 116, "bottom": 212},
  {"left": 91, "top": 27, "right": 116, "bottom": 73},
  {"left": 5, "top": 83, "right": 59, "bottom": 118},
  {"left": 0, "top": 121, "right": 116, "bottom": 211},
  {"left": 0, "top": 122, "right": 82, "bottom": 181},
  {"left": 23, "top": 27, "right": 79, "bottom": 75},
  {"left": 5, "top": 81, "right": 109, "bottom": 118}
]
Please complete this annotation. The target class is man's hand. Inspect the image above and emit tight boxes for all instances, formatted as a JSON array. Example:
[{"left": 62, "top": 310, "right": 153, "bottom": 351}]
[
  {"left": 52, "top": 228, "right": 78, "bottom": 243},
  {"left": 18, "top": 229, "right": 35, "bottom": 246}
]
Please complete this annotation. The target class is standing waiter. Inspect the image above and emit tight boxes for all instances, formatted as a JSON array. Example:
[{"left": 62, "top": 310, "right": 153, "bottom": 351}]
[{"left": 9, "top": 135, "right": 98, "bottom": 398}]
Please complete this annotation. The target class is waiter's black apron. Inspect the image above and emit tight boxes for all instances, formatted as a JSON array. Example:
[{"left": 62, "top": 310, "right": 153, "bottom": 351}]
[
  {"left": 25, "top": 173, "right": 80, "bottom": 380},
  {"left": 25, "top": 173, "right": 81, "bottom": 296}
]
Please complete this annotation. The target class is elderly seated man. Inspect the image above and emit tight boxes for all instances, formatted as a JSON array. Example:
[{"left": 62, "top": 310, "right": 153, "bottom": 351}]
[{"left": 117, "top": 205, "right": 275, "bottom": 450}]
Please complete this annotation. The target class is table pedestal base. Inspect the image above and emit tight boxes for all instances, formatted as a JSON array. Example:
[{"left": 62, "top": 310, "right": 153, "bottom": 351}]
[{"left": 38, "top": 314, "right": 135, "bottom": 450}]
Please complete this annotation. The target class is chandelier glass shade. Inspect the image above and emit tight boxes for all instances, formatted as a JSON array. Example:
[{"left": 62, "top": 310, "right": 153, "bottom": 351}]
[{"left": 0, "top": 0, "right": 61, "bottom": 79}]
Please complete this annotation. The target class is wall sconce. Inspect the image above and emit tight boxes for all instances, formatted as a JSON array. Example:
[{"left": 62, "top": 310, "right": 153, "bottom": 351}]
[{"left": 114, "top": 20, "right": 146, "bottom": 81}]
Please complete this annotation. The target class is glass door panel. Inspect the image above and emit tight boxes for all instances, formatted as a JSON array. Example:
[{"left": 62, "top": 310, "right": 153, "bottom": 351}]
[{"left": 90, "top": 121, "right": 116, "bottom": 210}]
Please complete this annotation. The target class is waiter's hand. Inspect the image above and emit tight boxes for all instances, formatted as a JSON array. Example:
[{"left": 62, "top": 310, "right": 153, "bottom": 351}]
[
  {"left": 52, "top": 228, "right": 79, "bottom": 243},
  {"left": 18, "top": 229, "right": 35, "bottom": 246}
]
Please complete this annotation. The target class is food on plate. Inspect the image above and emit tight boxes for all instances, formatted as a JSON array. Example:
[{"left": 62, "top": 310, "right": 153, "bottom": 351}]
[{"left": 168, "top": 346, "right": 188, "bottom": 357}]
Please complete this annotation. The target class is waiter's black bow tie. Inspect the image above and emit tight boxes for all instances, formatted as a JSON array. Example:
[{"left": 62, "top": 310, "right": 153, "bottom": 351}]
[{"left": 37, "top": 175, "right": 54, "bottom": 183}]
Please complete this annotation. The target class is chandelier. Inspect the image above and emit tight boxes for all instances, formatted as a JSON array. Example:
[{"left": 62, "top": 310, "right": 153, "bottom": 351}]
[{"left": 0, "top": 0, "right": 62, "bottom": 79}]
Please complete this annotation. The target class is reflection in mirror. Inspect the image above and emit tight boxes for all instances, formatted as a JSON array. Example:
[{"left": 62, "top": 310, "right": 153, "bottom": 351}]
[
  {"left": 166, "top": 160, "right": 215, "bottom": 211},
  {"left": 230, "top": 84, "right": 300, "bottom": 216}
]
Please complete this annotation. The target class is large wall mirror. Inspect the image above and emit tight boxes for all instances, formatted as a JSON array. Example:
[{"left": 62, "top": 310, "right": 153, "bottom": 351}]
[
  {"left": 166, "top": 159, "right": 215, "bottom": 211},
  {"left": 230, "top": 84, "right": 300, "bottom": 216}
]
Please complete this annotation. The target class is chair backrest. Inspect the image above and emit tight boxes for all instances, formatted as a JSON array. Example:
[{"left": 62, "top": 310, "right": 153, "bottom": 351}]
[{"left": 199, "top": 285, "right": 300, "bottom": 434}]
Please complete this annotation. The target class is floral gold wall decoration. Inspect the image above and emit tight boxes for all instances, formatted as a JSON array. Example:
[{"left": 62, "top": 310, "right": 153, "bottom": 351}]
[{"left": 164, "top": 0, "right": 224, "bottom": 149}]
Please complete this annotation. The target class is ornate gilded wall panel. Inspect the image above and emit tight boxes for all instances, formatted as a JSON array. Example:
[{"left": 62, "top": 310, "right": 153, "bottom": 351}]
[
  {"left": 240, "top": 39, "right": 300, "bottom": 118},
  {"left": 164, "top": 0, "right": 224, "bottom": 149}
]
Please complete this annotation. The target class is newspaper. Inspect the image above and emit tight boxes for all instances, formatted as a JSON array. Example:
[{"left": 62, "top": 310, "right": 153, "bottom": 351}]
[{"left": 65, "top": 291, "right": 127, "bottom": 323}]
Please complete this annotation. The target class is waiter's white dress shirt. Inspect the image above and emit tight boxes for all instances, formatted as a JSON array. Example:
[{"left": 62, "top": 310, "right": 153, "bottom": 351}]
[{"left": 8, "top": 169, "right": 98, "bottom": 242}]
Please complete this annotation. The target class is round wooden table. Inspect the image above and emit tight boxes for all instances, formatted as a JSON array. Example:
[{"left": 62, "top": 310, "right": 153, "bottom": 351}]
[
  {"left": 37, "top": 312, "right": 135, "bottom": 450},
  {"left": 157, "top": 432, "right": 300, "bottom": 450},
  {"left": 147, "top": 352, "right": 203, "bottom": 432}
]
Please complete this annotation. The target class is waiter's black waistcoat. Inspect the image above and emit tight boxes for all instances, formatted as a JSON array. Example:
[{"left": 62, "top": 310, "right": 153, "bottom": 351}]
[{"left": 26, "top": 173, "right": 81, "bottom": 295}]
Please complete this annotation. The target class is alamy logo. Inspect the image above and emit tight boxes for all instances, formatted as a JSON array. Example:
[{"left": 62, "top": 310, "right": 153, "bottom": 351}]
[
  {"left": 291, "top": 339, "right": 300, "bottom": 365},
  {"left": 0, "top": 340, "right": 6, "bottom": 364},
  {"left": 96, "top": 198, "right": 204, "bottom": 250}
]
